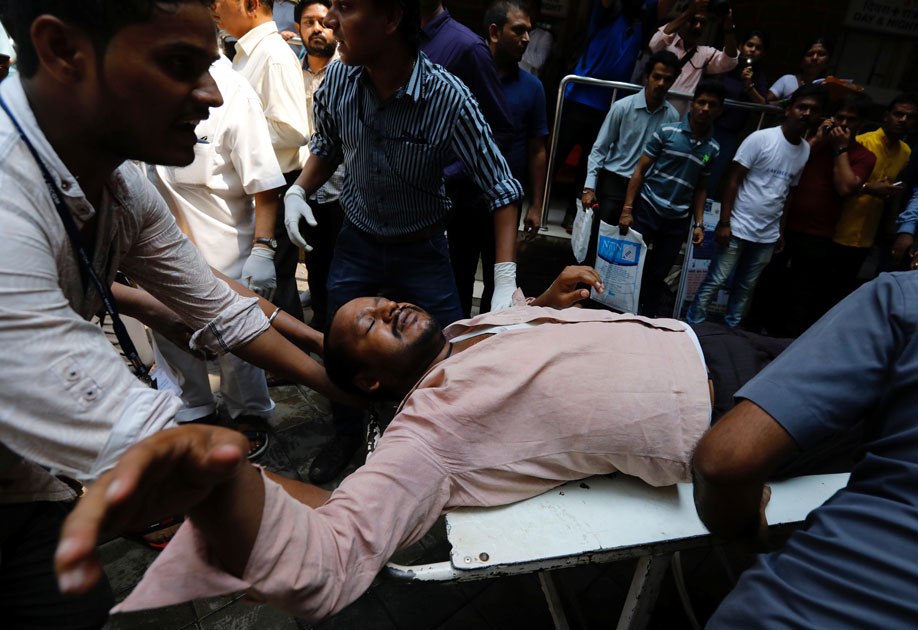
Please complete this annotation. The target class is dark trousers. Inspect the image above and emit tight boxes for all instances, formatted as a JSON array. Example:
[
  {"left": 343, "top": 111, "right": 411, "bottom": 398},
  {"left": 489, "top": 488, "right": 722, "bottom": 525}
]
[
  {"left": 630, "top": 199, "right": 691, "bottom": 317},
  {"left": 0, "top": 501, "right": 114, "bottom": 630},
  {"left": 446, "top": 178, "right": 495, "bottom": 318},
  {"left": 829, "top": 242, "right": 870, "bottom": 307},
  {"left": 274, "top": 170, "right": 306, "bottom": 322},
  {"left": 301, "top": 198, "right": 344, "bottom": 332},
  {"left": 585, "top": 170, "right": 630, "bottom": 266},
  {"left": 552, "top": 99, "right": 609, "bottom": 214},
  {"left": 785, "top": 231, "right": 834, "bottom": 336}
]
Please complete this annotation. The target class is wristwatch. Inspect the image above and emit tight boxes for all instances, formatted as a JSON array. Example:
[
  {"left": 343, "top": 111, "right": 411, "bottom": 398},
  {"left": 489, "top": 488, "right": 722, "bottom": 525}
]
[
  {"left": 833, "top": 146, "right": 848, "bottom": 156},
  {"left": 254, "top": 237, "right": 278, "bottom": 250},
  {"left": 693, "top": 223, "right": 704, "bottom": 230}
]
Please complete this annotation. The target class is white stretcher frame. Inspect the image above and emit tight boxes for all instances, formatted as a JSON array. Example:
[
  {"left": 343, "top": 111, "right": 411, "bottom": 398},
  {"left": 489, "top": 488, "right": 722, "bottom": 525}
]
[{"left": 384, "top": 472, "right": 849, "bottom": 630}]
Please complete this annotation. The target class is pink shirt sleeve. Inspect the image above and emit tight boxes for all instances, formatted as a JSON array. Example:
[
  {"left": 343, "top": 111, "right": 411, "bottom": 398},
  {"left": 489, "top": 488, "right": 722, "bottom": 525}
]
[
  {"left": 115, "top": 439, "right": 451, "bottom": 621},
  {"left": 702, "top": 45, "right": 738, "bottom": 75},
  {"left": 648, "top": 26, "right": 672, "bottom": 53}
]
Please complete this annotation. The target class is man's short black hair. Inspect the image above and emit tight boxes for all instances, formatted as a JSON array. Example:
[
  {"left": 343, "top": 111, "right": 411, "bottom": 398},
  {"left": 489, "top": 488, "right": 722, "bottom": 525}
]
[
  {"left": 371, "top": 0, "right": 421, "bottom": 52},
  {"left": 482, "top": 0, "right": 530, "bottom": 37},
  {"left": 0, "top": 0, "right": 212, "bottom": 78},
  {"left": 694, "top": 79, "right": 726, "bottom": 104},
  {"left": 887, "top": 92, "right": 918, "bottom": 112},
  {"left": 323, "top": 307, "right": 368, "bottom": 396},
  {"left": 786, "top": 83, "right": 826, "bottom": 108},
  {"left": 644, "top": 50, "right": 680, "bottom": 76},
  {"left": 834, "top": 93, "right": 873, "bottom": 119},
  {"left": 294, "top": 0, "right": 331, "bottom": 25}
]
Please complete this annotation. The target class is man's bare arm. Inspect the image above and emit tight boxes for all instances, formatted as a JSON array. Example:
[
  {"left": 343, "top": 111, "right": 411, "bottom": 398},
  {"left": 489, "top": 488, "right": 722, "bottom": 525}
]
[
  {"left": 293, "top": 153, "right": 339, "bottom": 198},
  {"left": 692, "top": 400, "right": 799, "bottom": 540}
]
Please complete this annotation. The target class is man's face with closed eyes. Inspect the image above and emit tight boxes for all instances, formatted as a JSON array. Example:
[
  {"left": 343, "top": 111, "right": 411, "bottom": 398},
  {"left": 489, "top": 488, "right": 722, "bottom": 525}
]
[{"left": 328, "top": 296, "right": 445, "bottom": 395}]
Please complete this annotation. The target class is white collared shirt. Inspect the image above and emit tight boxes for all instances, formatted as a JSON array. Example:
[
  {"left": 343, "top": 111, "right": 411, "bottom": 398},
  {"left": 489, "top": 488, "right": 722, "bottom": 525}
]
[
  {"left": 0, "top": 76, "right": 270, "bottom": 488},
  {"left": 151, "top": 56, "right": 286, "bottom": 278},
  {"left": 233, "top": 21, "right": 311, "bottom": 173}
]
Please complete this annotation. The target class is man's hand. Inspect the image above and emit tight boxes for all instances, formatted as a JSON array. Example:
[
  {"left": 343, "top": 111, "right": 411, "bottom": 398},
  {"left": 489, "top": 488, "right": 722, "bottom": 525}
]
[
  {"left": 865, "top": 178, "right": 903, "bottom": 201},
  {"left": 618, "top": 210, "right": 633, "bottom": 235},
  {"left": 715, "top": 223, "right": 731, "bottom": 246},
  {"left": 279, "top": 30, "right": 297, "bottom": 41},
  {"left": 581, "top": 189, "right": 598, "bottom": 210},
  {"left": 240, "top": 247, "right": 277, "bottom": 299},
  {"left": 55, "top": 425, "right": 255, "bottom": 595},
  {"left": 692, "top": 225, "right": 704, "bottom": 246},
  {"left": 532, "top": 266, "right": 603, "bottom": 309},
  {"left": 490, "top": 262, "right": 518, "bottom": 311},
  {"left": 523, "top": 205, "right": 542, "bottom": 241},
  {"left": 828, "top": 125, "right": 851, "bottom": 152},
  {"left": 892, "top": 232, "right": 915, "bottom": 264},
  {"left": 284, "top": 186, "right": 318, "bottom": 251}
]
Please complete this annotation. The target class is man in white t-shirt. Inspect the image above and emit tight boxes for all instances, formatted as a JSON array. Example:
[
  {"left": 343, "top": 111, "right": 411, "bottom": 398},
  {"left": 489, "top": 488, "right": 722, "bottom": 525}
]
[
  {"left": 148, "top": 56, "right": 286, "bottom": 456},
  {"left": 210, "top": 0, "right": 311, "bottom": 322},
  {"left": 687, "top": 84, "right": 824, "bottom": 328}
]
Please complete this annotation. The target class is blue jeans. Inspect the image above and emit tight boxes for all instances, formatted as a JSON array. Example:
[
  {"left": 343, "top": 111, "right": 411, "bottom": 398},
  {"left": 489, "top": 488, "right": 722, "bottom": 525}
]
[
  {"left": 326, "top": 221, "right": 463, "bottom": 329},
  {"left": 687, "top": 235, "right": 775, "bottom": 327}
]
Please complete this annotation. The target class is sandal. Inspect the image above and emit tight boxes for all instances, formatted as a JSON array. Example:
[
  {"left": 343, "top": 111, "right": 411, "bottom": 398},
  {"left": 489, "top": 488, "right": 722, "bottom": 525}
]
[
  {"left": 241, "top": 429, "right": 269, "bottom": 460},
  {"left": 128, "top": 514, "right": 184, "bottom": 551}
]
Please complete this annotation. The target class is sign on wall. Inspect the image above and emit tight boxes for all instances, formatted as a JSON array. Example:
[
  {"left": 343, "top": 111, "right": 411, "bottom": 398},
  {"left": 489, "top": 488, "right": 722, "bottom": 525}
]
[
  {"left": 845, "top": 0, "right": 918, "bottom": 36},
  {"left": 541, "top": 0, "right": 569, "bottom": 18}
]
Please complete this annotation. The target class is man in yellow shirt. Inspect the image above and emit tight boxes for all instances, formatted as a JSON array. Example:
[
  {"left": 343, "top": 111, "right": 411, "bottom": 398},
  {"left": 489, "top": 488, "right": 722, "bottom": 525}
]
[{"left": 831, "top": 93, "right": 918, "bottom": 301}]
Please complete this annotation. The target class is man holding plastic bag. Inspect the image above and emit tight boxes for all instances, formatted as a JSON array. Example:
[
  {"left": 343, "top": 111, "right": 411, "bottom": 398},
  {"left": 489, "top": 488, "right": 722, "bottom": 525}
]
[{"left": 618, "top": 80, "right": 724, "bottom": 316}]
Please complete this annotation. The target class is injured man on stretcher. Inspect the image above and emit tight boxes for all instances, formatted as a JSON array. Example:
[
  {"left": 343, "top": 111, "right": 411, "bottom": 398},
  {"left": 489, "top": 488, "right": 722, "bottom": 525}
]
[{"left": 53, "top": 267, "right": 785, "bottom": 621}]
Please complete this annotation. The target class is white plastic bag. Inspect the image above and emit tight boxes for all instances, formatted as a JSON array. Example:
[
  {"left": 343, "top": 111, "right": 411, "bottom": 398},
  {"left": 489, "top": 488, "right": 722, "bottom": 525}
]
[
  {"left": 590, "top": 220, "right": 646, "bottom": 314},
  {"left": 571, "top": 203, "right": 594, "bottom": 263}
]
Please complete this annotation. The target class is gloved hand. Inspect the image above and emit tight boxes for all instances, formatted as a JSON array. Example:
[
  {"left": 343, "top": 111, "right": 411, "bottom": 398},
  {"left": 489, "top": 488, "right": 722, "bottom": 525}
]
[
  {"left": 490, "top": 261, "right": 517, "bottom": 312},
  {"left": 284, "top": 185, "right": 317, "bottom": 251},
  {"left": 241, "top": 246, "right": 277, "bottom": 299}
]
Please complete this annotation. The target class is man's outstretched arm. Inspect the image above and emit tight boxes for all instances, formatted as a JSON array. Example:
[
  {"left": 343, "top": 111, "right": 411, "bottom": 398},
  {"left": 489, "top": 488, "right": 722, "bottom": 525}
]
[{"left": 692, "top": 400, "right": 798, "bottom": 541}]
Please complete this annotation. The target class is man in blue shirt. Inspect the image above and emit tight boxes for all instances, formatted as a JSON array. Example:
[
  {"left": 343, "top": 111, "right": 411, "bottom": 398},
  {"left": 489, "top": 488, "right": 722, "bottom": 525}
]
[
  {"left": 419, "top": 1, "right": 522, "bottom": 317},
  {"left": 581, "top": 49, "right": 680, "bottom": 265},
  {"left": 556, "top": 0, "right": 675, "bottom": 229},
  {"left": 486, "top": 0, "right": 548, "bottom": 227},
  {"left": 620, "top": 79, "right": 723, "bottom": 316},
  {"left": 283, "top": 0, "right": 523, "bottom": 482},
  {"left": 693, "top": 271, "right": 918, "bottom": 628}
]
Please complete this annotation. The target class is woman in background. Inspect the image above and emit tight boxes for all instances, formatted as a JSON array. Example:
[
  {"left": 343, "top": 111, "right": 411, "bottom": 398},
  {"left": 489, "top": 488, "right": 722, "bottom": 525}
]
[
  {"left": 707, "top": 30, "right": 769, "bottom": 200},
  {"left": 767, "top": 37, "right": 832, "bottom": 105}
]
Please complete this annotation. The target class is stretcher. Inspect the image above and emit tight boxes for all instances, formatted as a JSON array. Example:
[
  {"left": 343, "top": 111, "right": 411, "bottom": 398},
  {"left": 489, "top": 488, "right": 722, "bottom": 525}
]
[{"left": 385, "top": 472, "right": 849, "bottom": 629}]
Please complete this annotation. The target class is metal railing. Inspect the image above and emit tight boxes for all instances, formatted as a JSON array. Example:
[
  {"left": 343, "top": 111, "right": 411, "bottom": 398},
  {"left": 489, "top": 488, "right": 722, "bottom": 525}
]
[{"left": 540, "top": 75, "right": 785, "bottom": 228}]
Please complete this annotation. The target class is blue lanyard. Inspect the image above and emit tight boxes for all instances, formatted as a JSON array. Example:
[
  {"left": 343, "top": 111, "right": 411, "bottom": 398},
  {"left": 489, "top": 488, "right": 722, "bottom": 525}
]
[{"left": 0, "top": 95, "right": 150, "bottom": 381}]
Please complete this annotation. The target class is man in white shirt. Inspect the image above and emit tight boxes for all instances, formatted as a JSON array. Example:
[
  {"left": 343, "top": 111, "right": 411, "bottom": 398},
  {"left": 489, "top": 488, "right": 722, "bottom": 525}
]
[
  {"left": 0, "top": 2, "right": 341, "bottom": 626},
  {"left": 149, "top": 56, "right": 287, "bottom": 456},
  {"left": 687, "top": 84, "right": 824, "bottom": 328},
  {"left": 211, "top": 0, "right": 311, "bottom": 322}
]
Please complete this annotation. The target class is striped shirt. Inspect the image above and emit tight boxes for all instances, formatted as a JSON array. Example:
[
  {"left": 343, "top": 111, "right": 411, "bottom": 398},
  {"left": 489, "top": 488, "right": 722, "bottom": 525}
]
[
  {"left": 640, "top": 118, "right": 719, "bottom": 219},
  {"left": 310, "top": 53, "right": 523, "bottom": 236}
]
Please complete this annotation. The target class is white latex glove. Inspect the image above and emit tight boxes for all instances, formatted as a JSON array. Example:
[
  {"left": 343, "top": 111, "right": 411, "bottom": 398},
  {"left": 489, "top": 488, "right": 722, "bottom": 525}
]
[
  {"left": 241, "top": 246, "right": 277, "bottom": 299},
  {"left": 284, "top": 185, "right": 318, "bottom": 251},
  {"left": 490, "top": 261, "right": 517, "bottom": 312}
]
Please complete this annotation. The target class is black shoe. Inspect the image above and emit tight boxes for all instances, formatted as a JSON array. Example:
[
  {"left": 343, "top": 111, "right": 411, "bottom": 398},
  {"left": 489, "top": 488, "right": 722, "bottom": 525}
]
[
  {"left": 561, "top": 210, "right": 575, "bottom": 231},
  {"left": 308, "top": 432, "right": 363, "bottom": 484}
]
